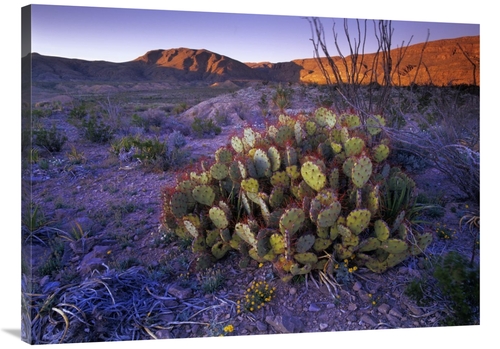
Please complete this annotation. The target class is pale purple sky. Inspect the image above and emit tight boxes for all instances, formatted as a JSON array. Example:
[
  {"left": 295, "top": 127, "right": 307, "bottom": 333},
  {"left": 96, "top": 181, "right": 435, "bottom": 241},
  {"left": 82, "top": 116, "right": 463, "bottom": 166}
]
[{"left": 29, "top": 4, "right": 479, "bottom": 63}]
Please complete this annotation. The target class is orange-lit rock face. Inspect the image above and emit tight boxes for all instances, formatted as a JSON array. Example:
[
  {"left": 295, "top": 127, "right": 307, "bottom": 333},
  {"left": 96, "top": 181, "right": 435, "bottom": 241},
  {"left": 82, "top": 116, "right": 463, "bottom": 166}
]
[{"left": 31, "top": 36, "right": 479, "bottom": 86}]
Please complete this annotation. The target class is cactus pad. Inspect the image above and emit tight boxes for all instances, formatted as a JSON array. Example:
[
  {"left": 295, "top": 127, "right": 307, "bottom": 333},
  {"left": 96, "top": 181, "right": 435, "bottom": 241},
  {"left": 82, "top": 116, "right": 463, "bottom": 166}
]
[
  {"left": 290, "top": 263, "right": 312, "bottom": 276},
  {"left": 269, "top": 233, "right": 286, "bottom": 254},
  {"left": 235, "top": 223, "right": 258, "bottom": 248},
  {"left": 279, "top": 208, "right": 305, "bottom": 236},
  {"left": 313, "top": 237, "right": 333, "bottom": 252},
  {"left": 285, "top": 165, "right": 301, "bottom": 181},
  {"left": 253, "top": 148, "right": 272, "bottom": 178},
  {"left": 169, "top": 191, "right": 190, "bottom": 218},
  {"left": 315, "top": 107, "right": 336, "bottom": 128},
  {"left": 344, "top": 137, "right": 365, "bottom": 157},
  {"left": 351, "top": 155, "right": 372, "bottom": 188},
  {"left": 270, "top": 171, "right": 290, "bottom": 187},
  {"left": 305, "top": 121, "right": 317, "bottom": 135},
  {"left": 215, "top": 147, "right": 233, "bottom": 164},
  {"left": 267, "top": 146, "right": 281, "bottom": 172},
  {"left": 301, "top": 160, "right": 327, "bottom": 192},
  {"left": 294, "top": 252, "right": 318, "bottom": 265},
  {"left": 209, "top": 206, "right": 229, "bottom": 229},
  {"left": 380, "top": 238, "right": 408, "bottom": 254},
  {"left": 358, "top": 237, "right": 381, "bottom": 252},
  {"left": 372, "top": 144, "right": 390, "bottom": 163},
  {"left": 296, "top": 234, "right": 316, "bottom": 253},
  {"left": 346, "top": 209, "right": 372, "bottom": 235},
  {"left": 210, "top": 162, "right": 229, "bottom": 181},
  {"left": 211, "top": 241, "right": 232, "bottom": 259},
  {"left": 241, "top": 178, "right": 259, "bottom": 193},
  {"left": 374, "top": 219, "right": 390, "bottom": 241},
  {"left": 317, "top": 201, "right": 342, "bottom": 228},
  {"left": 366, "top": 115, "right": 386, "bottom": 135},
  {"left": 231, "top": 136, "right": 244, "bottom": 154},
  {"left": 192, "top": 185, "right": 215, "bottom": 206}
]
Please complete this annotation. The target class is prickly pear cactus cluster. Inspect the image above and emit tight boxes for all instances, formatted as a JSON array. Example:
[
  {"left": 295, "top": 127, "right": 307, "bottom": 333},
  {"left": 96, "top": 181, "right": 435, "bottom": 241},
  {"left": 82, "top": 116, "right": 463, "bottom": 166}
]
[{"left": 160, "top": 108, "right": 432, "bottom": 280}]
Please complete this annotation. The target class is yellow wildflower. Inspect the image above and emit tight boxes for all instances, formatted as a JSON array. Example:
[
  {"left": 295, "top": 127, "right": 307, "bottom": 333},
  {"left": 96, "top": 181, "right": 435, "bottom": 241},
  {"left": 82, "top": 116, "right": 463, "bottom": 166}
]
[{"left": 223, "top": 324, "right": 234, "bottom": 333}]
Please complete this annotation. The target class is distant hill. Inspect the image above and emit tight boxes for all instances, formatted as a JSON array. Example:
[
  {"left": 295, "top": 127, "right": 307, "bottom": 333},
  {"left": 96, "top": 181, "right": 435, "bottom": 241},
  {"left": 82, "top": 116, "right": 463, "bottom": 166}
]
[{"left": 29, "top": 35, "right": 479, "bottom": 86}]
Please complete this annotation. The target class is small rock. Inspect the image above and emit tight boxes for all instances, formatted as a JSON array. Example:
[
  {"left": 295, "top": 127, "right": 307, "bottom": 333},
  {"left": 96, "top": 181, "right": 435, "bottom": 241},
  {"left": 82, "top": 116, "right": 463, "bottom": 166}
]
[
  {"left": 385, "top": 314, "right": 399, "bottom": 327},
  {"left": 352, "top": 281, "right": 362, "bottom": 292},
  {"left": 308, "top": 303, "right": 321, "bottom": 312},
  {"left": 256, "top": 321, "right": 268, "bottom": 331},
  {"left": 347, "top": 314, "right": 357, "bottom": 322},
  {"left": 155, "top": 329, "right": 171, "bottom": 339},
  {"left": 389, "top": 308, "right": 403, "bottom": 319},
  {"left": 360, "top": 314, "right": 378, "bottom": 327},
  {"left": 265, "top": 315, "right": 303, "bottom": 334},
  {"left": 168, "top": 284, "right": 192, "bottom": 300},
  {"left": 319, "top": 323, "right": 328, "bottom": 331},
  {"left": 377, "top": 303, "right": 391, "bottom": 315},
  {"left": 289, "top": 287, "right": 297, "bottom": 296},
  {"left": 348, "top": 303, "right": 357, "bottom": 311},
  {"left": 358, "top": 290, "right": 372, "bottom": 303},
  {"left": 406, "top": 303, "right": 423, "bottom": 316}
]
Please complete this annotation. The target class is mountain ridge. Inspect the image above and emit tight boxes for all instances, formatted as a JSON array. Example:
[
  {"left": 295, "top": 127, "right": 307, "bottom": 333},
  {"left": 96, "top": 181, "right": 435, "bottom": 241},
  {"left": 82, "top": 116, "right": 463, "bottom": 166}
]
[{"left": 29, "top": 35, "right": 479, "bottom": 86}]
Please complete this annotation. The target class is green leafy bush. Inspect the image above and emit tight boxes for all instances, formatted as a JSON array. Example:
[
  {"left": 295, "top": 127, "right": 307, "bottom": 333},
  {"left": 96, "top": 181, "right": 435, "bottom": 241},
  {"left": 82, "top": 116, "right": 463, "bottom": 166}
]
[
  {"left": 111, "top": 131, "right": 189, "bottom": 171},
  {"left": 69, "top": 102, "right": 88, "bottom": 120},
  {"left": 191, "top": 117, "right": 221, "bottom": 138},
  {"left": 405, "top": 251, "right": 479, "bottom": 326},
  {"left": 434, "top": 251, "right": 479, "bottom": 325},
  {"left": 33, "top": 124, "right": 67, "bottom": 152},
  {"left": 82, "top": 116, "right": 114, "bottom": 143}
]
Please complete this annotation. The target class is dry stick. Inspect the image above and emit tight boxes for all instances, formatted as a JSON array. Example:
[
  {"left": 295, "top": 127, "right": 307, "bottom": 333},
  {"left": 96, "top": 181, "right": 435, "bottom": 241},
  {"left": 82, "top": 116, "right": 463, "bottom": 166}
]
[
  {"left": 456, "top": 42, "right": 479, "bottom": 86},
  {"left": 410, "top": 30, "right": 431, "bottom": 86}
]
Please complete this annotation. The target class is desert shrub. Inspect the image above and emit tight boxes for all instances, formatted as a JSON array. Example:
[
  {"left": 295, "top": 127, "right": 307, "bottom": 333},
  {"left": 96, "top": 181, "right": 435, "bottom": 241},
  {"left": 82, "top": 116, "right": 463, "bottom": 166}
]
[
  {"left": 405, "top": 251, "right": 479, "bottom": 326},
  {"left": 386, "top": 86, "right": 479, "bottom": 204},
  {"left": 271, "top": 83, "right": 293, "bottom": 112},
  {"left": 82, "top": 116, "right": 114, "bottom": 143},
  {"left": 214, "top": 108, "right": 231, "bottom": 126},
  {"left": 163, "top": 116, "right": 191, "bottom": 136},
  {"left": 69, "top": 102, "right": 88, "bottom": 120},
  {"left": 258, "top": 93, "right": 269, "bottom": 116},
  {"left": 132, "top": 109, "right": 167, "bottom": 132},
  {"left": 32, "top": 108, "right": 53, "bottom": 119},
  {"left": 434, "top": 251, "right": 479, "bottom": 325},
  {"left": 173, "top": 102, "right": 189, "bottom": 115},
  {"left": 111, "top": 131, "right": 189, "bottom": 171},
  {"left": 33, "top": 124, "right": 67, "bottom": 152},
  {"left": 191, "top": 117, "right": 221, "bottom": 138}
]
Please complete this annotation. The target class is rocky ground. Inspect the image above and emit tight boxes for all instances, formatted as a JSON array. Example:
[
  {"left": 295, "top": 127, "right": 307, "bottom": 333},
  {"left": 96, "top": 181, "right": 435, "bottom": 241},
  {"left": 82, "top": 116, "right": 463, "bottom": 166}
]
[{"left": 22, "top": 84, "right": 479, "bottom": 344}]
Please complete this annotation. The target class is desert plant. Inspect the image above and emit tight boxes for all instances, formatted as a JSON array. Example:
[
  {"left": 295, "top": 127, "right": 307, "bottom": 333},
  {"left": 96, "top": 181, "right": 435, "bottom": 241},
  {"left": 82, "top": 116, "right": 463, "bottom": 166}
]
[
  {"left": 307, "top": 18, "right": 426, "bottom": 118},
  {"left": 197, "top": 267, "right": 225, "bottom": 294},
  {"left": 405, "top": 251, "right": 479, "bottom": 326},
  {"left": 258, "top": 93, "right": 269, "bottom": 116},
  {"left": 33, "top": 124, "right": 67, "bottom": 152},
  {"left": 111, "top": 133, "right": 189, "bottom": 171},
  {"left": 271, "top": 83, "right": 292, "bottom": 113},
  {"left": 173, "top": 102, "right": 189, "bottom": 115},
  {"left": 236, "top": 280, "right": 276, "bottom": 313},
  {"left": 214, "top": 108, "right": 231, "bottom": 126},
  {"left": 66, "top": 145, "right": 86, "bottom": 164},
  {"left": 191, "top": 116, "right": 221, "bottom": 138},
  {"left": 69, "top": 101, "right": 88, "bottom": 120},
  {"left": 81, "top": 115, "right": 114, "bottom": 143},
  {"left": 132, "top": 109, "right": 167, "bottom": 132},
  {"left": 160, "top": 108, "right": 432, "bottom": 279}
]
